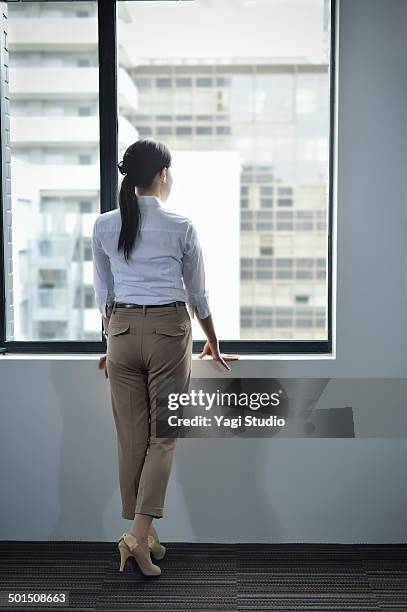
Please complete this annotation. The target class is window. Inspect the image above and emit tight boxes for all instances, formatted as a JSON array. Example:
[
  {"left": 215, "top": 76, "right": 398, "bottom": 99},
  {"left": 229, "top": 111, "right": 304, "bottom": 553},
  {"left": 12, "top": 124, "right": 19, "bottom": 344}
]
[
  {"left": 78, "top": 106, "right": 92, "bottom": 116},
  {"left": 134, "top": 77, "right": 152, "bottom": 88},
  {"left": 1, "top": 0, "right": 336, "bottom": 354},
  {"left": 196, "top": 77, "right": 213, "bottom": 87},
  {"left": 156, "top": 78, "right": 172, "bottom": 88},
  {"left": 1, "top": 1, "right": 103, "bottom": 349},
  {"left": 79, "top": 200, "right": 93, "bottom": 213},
  {"left": 138, "top": 126, "right": 152, "bottom": 136},
  {"left": 216, "top": 77, "right": 231, "bottom": 87},
  {"left": 157, "top": 127, "right": 172, "bottom": 136},
  {"left": 175, "top": 126, "right": 192, "bottom": 135},
  {"left": 216, "top": 126, "right": 231, "bottom": 135},
  {"left": 196, "top": 126, "right": 212, "bottom": 135},
  {"left": 79, "top": 153, "right": 92, "bottom": 165},
  {"left": 175, "top": 78, "right": 192, "bottom": 87}
]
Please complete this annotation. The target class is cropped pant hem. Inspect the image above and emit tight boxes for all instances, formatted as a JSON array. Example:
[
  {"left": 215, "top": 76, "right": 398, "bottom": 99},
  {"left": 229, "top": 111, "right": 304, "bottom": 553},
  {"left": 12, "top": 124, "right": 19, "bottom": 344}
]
[{"left": 122, "top": 506, "right": 164, "bottom": 520}]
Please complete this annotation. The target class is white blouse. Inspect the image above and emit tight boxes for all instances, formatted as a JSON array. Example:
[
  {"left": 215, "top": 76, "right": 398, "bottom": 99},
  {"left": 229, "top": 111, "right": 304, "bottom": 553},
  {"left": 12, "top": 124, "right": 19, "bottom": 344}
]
[{"left": 91, "top": 195, "right": 210, "bottom": 320}]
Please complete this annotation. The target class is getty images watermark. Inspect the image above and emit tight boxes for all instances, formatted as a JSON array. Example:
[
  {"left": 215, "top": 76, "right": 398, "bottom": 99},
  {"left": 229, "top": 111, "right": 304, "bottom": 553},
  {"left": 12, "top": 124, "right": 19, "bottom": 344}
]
[
  {"left": 155, "top": 377, "right": 361, "bottom": 439},
  {"left": 156, "top": 385, "right": 288, "bottom": 438}
]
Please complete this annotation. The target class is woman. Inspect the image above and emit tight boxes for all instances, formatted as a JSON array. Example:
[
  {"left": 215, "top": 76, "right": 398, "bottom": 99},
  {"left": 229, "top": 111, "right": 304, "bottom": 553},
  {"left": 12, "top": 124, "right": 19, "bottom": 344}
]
[{"left": 92, "top": 138, "right": 238, "bottom": 577}]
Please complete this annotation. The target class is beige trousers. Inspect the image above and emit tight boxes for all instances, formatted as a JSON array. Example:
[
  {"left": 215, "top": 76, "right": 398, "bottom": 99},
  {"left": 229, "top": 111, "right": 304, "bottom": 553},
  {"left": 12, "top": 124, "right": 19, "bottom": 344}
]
[{"left": 106, "top": 302, "right": 192, "bottom": 520}]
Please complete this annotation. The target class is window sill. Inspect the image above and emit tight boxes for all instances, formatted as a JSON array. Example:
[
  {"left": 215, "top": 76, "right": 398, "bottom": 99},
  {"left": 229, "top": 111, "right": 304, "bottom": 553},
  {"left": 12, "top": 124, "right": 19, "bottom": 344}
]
[{"left": 0, "top": 352, "right": 336, "bottom": 361}]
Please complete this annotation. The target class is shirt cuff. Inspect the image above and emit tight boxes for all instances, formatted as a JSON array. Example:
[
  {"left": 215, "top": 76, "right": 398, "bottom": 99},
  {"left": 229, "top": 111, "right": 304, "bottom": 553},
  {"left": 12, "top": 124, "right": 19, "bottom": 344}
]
[
  {"left": 186, "top": 292, "right": 210, "bottom": 319},
  {"left": 105, "top": 301, "right": 115, "bottom": 316},
  {"left": 95, "top": 291, "right": 115, "bottom": 318}
]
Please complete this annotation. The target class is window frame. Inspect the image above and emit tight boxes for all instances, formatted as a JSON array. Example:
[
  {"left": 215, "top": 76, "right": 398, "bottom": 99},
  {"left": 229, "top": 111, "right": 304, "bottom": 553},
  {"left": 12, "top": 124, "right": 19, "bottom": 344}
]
[{"left": 0, "top": 0, "right": 336, "bottom": 355}]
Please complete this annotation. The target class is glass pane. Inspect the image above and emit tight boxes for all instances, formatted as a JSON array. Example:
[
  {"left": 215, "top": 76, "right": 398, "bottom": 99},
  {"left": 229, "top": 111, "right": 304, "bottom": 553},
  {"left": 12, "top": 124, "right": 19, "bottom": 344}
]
[
  {"left": 5, "top": 1, "right": 101, "bottom": 341},
  {"left": 116, "top": 0, "right": 332, "bottom": 341}
]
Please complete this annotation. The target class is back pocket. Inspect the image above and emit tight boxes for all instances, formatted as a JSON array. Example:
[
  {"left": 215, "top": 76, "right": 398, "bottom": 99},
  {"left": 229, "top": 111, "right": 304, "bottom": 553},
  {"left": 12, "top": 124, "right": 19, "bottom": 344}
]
[
  {"left": 154, "top": 324, "right": 187, "bottom": 336},
  {"left": 108, "top": 322, "right": 130, "bottom": 336}
]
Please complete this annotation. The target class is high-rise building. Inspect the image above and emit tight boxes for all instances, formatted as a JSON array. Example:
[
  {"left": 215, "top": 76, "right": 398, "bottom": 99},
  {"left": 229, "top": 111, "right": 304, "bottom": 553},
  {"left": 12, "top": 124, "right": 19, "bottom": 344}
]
[
  {"left": 123, "top": 61, "right": 329, "bottom": 340},
  {"left": 7, "top": 1, "right": 138, "bottom": 340}
]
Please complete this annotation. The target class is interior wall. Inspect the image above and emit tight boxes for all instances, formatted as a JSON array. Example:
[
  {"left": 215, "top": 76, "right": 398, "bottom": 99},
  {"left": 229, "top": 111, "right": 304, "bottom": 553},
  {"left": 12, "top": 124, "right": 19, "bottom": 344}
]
[{"left": 1, "top": 0, "right": 407, "bottom": 543}]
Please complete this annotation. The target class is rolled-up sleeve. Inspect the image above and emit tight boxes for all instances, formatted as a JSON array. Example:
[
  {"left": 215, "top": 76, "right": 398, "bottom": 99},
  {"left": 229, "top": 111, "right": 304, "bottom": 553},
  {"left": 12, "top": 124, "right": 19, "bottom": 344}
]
[
  {"left": 182, "top": 221, "right": 210, "bottom": 319},
  {"left": 91, "top": 218, "right": 115, "bottom": 317}
]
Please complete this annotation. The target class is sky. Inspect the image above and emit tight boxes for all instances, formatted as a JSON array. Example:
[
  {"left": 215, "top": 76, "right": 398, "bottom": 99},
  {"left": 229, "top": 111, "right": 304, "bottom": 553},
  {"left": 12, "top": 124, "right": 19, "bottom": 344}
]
[{"left": 119, "top": 0, "right": 329, "bottom": 66}]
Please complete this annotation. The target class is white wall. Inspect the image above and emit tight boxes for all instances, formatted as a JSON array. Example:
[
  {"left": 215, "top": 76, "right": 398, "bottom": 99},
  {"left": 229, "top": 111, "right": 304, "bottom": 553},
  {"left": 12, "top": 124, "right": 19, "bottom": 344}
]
[{"left": 2, "top": 0, "right": 407, "bottom": 543}]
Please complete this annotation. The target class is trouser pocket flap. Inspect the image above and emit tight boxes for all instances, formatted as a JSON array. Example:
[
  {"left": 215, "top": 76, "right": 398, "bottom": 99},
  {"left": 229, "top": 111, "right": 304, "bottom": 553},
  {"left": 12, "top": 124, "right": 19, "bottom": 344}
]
[
  {"left": 108, "top": 322, "right": 130, "bottom": 336},
  {"left": 154, "top": 324, "right": 186, "bottom": 336}
]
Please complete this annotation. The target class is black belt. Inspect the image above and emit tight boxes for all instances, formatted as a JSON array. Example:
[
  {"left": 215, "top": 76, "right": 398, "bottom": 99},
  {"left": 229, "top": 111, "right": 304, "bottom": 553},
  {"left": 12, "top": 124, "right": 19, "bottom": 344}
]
[{"left": 114, "top": 301, "right": 185, "bottom": 309}]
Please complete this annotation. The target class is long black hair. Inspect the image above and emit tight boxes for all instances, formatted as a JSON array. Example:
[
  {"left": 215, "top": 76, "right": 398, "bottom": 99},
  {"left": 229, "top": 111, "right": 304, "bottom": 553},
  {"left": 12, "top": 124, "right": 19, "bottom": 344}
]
[{"left": 117, "top": 138, "right": 172, "bottom": 261}]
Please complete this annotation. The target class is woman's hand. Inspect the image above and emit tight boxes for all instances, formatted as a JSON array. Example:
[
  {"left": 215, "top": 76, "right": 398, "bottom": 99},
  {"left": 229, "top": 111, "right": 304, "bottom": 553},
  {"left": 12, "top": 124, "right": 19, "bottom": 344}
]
[
  {"left": 197, "top": 339, "right": 239, "bottom": 371},
  {"left": 98, "top": 354, "right": 109, "bottom": 379}
]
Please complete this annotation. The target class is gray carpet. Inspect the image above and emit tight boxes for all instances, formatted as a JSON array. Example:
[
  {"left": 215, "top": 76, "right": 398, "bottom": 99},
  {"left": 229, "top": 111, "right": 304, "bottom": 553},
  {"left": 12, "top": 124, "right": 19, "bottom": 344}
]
[{"left": 0, "top": 542, "right": 406, "bottom": 611}]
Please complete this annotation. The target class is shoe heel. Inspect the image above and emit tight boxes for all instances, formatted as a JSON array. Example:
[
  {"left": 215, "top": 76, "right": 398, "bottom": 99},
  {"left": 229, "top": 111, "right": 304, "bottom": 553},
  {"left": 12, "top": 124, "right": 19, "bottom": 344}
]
[{"left": 118, "top": 541, "right": 131, "bottom": 572}]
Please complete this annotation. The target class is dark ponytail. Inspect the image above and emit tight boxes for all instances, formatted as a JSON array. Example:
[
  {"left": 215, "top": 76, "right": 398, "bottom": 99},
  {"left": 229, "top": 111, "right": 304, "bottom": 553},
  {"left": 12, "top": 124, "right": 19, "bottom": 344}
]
[
  {"left": 117, "top": 173, "right": 140, "bottom": 262},
  {"left": 117, "top": 138, "right": 171, "bottom": 262}
]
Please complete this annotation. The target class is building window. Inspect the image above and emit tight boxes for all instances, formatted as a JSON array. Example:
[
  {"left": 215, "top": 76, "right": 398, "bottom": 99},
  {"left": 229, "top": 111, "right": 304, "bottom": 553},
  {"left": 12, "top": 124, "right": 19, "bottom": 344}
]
[
  {"left": 216, "top": 126, "right": 231, "bottom": 135},
  {"left": 216, "top": 77, "right": 231, "bottom": 87},
  {"left": 156, "top": 77, "right": 172, "bottom": 87},
  {"left": 196, "top": 126, "right": 213, "bottom": 135},
  {"left": 134, "top": 77, "right": 152, "bottom": 88},
  {"left": 295, "top": 295, "right": 309, "bottom": 304},
  {"left": 157, "top": 127, "right": 172, "bottom": 136},
  {"left": 78, "top": 106, "right": 92, "bottom": 116},
  {"left": 79, "top": 154, "right": 92, "bottom": 165},
  {"left": 79, "top": 200, "right": 93, "bottom": 213},
  {"left": 176, "top": 126, "right": 192, "bottom": 135},
  {"left": 196, "top": 77, "right": 213, "bottom": 87},
  {"left": 278, "top": 187, "right": 293, "bottom": 196},
  {"left": 256, "top": 211, "right": 273, "bottom": 220},
  {"left": 175, "top": 78, "right": 192, "bottom": 87},
  {"left": 138, "top": 126, "right": 152, "bottom": 136}
]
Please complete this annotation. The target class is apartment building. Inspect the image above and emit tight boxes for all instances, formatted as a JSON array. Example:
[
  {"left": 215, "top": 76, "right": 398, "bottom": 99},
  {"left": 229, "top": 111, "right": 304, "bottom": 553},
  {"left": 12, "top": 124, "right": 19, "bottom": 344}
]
[{"left": 7, "top": 1, "right": 138, "bottom": 340}]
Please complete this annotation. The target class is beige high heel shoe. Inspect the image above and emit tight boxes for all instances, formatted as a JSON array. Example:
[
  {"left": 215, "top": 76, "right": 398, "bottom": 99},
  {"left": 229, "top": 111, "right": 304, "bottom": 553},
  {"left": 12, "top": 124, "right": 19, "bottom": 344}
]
[
  {"left": 148, "top": 534, "right": 166, "bottom": 560},
  {"left": 118, "top": 532, "right": 161, "bottom": 576}
]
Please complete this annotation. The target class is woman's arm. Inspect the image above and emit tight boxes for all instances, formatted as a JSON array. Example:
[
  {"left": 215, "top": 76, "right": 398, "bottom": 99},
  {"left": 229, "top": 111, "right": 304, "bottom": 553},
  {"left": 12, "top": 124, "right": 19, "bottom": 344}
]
[
  {"left": 182, "top": 221, "right": 238, "bottom": 370},
  {"left": 92, "top": 218, "right": 115, "bottom": 378},
  {"left": 91, "top": 217, "right": 115, "bottom": 335}
]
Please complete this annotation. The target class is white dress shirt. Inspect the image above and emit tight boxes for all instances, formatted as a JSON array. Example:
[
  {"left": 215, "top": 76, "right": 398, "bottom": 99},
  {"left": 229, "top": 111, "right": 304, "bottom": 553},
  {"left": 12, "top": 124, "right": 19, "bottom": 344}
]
[{"left": 91, "top": 195, "right": 210, "bottom": 320}]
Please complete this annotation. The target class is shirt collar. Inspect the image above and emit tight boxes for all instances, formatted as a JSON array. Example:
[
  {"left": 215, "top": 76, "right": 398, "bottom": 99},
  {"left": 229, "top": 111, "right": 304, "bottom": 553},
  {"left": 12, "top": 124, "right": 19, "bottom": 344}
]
[{"left": 137, "top": 195, "right": 161, "bottom": 207}]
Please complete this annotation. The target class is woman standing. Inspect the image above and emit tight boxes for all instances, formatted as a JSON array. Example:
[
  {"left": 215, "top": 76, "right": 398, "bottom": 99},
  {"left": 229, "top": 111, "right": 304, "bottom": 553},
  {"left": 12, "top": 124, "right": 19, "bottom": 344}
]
[{"left": 92, "top": 138, "right": 237, "bottom": 577}]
